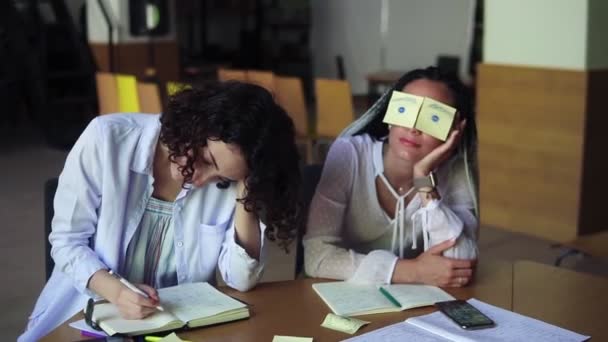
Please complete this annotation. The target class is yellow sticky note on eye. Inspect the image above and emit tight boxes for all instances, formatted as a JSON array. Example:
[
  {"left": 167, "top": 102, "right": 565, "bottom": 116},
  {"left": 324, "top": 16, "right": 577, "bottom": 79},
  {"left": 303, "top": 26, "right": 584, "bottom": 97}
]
[
  {"left": 383, "top": 91, "right": 423, "bottom": 129},
  {"left": 416, "top": 97, "right": 457, "bottom": 140},
  {"left": 116, "top": 74, "right": 140, "bottom": 112},
  {"left": 382, "top": 90, "right": 457, "bottom": 141},
  {"left": 272, "top": 336, "right": 313, "bottom": 342},
  {"left": 321, "top": 313, "right": 370, "bottom": 334}
]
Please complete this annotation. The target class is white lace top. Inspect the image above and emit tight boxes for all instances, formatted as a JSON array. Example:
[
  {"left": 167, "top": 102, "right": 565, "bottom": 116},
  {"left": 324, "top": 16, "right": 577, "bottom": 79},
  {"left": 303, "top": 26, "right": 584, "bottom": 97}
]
[{"left": 303, "top": 134, "right": 478, "bottom": 284}]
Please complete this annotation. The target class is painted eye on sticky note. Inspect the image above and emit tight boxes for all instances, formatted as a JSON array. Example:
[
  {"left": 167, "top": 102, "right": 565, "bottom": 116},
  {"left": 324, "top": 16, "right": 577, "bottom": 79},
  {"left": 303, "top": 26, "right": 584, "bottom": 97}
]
[
  {"left": 431, "top": 115, "right": 439, "bottom": 122},
  {"left": 398, "top": 107, "right": 406, "bottom": 113}
]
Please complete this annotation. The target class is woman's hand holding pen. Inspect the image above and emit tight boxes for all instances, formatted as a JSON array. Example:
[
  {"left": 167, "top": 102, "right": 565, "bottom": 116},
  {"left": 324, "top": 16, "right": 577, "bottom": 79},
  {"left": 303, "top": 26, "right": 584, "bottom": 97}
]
[
  {"left": 114, "top": 282, "right": 160, "bottom": 319},
  {"left": 88, "top": 269, "right": 161, "bottom": 320}
]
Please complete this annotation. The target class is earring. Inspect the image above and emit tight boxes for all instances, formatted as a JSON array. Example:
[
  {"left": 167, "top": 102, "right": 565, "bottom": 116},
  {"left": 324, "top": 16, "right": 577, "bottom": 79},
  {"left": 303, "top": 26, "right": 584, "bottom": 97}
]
[{"left": 388, "top": 124, "right": 393, "bottom": 129}]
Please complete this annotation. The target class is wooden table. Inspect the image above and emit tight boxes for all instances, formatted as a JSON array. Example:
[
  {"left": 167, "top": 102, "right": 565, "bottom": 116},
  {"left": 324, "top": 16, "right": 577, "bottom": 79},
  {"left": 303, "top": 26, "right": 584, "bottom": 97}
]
[
  {"left": 41, "top": 260, "right": 511, "bottom": 342},
  {"left": 512, "top": 261, "right": 608, "bottom": 341},
  {"left": 42, "top": 260, "right": 608, "bottom": 341}
]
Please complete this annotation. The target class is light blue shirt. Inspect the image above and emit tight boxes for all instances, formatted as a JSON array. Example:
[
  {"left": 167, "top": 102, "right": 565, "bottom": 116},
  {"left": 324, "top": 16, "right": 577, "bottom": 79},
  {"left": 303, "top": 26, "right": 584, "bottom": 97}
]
[{"left": 19, "top": 114, "right": 266, "bottom": 341}]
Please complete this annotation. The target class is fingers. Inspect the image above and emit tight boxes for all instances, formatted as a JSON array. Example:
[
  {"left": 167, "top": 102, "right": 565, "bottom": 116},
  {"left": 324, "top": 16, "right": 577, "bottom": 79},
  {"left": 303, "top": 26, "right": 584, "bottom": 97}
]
[
  {"left": 137, "top": 284, "right": 160, "bottom": 301},
  {"left": 445, "top": 276, "right": 470, "bottom": 287},
  {"left": 427, "top": 238, "right": 456, "bottom": 255},
  {"left": 449, "top": 258, "right": 475, "bottom": 269}
]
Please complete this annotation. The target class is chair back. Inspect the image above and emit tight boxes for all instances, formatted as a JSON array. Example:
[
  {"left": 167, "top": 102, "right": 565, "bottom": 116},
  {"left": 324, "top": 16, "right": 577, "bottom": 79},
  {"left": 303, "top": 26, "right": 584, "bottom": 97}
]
[
  {"left": 115, "top": 74, "right": 141, "bottom": 112},
  {"left": 315, "top": 78, "right": 355, "bottom": 138},
  {"left": 275, "top": 76, "right": 308, "bottom": 137},
  {"left": 295, "top": 164, "right": 324, "bottom": 276},
  {"left": 136, "top": 82, "right": 162, "bottom": 114},
  {"left": 166, "top": 81, "right": 192, "bottom": 97},
  {"left": 217, "top": 68, "right": 247, "bottom": 82},
  {"left": 246, "top": 70, "right": 275, "bottom": 93},
  {"left": 95, "top": 72, "right": 119, "bottom": 114}
]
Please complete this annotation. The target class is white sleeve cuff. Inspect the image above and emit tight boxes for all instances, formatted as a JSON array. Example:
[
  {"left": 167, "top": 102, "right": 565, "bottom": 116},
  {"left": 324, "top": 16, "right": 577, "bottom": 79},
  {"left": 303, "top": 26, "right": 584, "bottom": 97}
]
[{"left": 347, "top": 250, "right": 398, "bottom": 285}]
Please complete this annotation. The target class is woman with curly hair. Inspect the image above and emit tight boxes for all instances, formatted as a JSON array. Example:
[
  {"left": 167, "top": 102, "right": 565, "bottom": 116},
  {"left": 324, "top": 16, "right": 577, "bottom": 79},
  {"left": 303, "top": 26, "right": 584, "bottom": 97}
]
[{"left": 20, "top": 81, "right": 300, "bottom": 341}]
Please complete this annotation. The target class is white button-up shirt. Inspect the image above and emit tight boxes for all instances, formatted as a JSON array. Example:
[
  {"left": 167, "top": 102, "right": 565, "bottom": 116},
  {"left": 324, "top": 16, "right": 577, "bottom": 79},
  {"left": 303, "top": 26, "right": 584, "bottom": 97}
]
[{"left": 19, "top": 114, "right": 266, "bottom": 341}]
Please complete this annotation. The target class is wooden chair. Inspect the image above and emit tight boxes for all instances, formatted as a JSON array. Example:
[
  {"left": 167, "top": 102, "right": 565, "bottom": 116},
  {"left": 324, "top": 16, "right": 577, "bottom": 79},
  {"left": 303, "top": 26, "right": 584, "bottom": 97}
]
[
  {"left": 554, "top": 231, "right": 608, "bottom": 266},
  {"left": 275, "top": 76, "right": 313, "bottom": 163},
  {"left": 95, "top": 72, "right": 119, "bottom": 115},
  {"left": 217, "top": 68, "right": 247, "bottom": 82},
  {"left": 166, "top": 81, "right": 191, "bottom": 97},
  {"left": 96, "top": 72, "right": 163, "bottom": 115},
  {"left": 314, "top": 78, "right": 355, "bottom": 161},
  {"left": 136, "top": 82, "right": 163, "bottom": 114},
  {"left": 115, "top": 74, "right": 141, "bottom": 112},
  {"left": 246, "top": 70, "right": 275, "bottom": 93}
]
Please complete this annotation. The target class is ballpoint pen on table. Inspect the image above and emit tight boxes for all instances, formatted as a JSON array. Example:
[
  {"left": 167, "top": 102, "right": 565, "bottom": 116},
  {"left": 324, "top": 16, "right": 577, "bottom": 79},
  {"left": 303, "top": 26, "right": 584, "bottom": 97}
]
[{"left": 108, "top": 270, "right": 165, "bottom": 311}]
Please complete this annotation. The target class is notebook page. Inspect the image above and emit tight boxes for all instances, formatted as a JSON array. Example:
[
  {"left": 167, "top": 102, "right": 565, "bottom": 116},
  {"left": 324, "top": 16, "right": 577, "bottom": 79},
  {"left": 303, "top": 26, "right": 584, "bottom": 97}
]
[
  {"left": 92, "top": 302, "right": 181, "bottom": 335},
  {"left": 383, "top": 284, "right": 455, "bottom": 310},
  {"left": 406, "top": 298, "right": 590, "bottom": 342},
  {"left": 343, "top": 321, "right": 450, "bottom": 342},
  {"left": 312, "top": 282, "right": 396, "bottom": 316},
  {"left": 159, "top": 282, "right": 246, "bottom": 323}
]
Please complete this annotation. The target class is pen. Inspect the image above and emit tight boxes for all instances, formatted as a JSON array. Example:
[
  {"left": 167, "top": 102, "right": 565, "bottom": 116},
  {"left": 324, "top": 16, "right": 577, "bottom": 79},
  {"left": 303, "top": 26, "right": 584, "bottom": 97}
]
[
  {"left": 108, "top": 270, "right": 164, "bottom": 311},
  {"left": 379, "top": 287, "right": 402, "bottom": 308}
]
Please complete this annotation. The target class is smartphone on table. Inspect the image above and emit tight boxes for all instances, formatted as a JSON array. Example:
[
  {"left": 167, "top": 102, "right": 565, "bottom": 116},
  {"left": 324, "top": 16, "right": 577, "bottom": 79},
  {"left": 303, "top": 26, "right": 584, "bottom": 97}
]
[{"left": 435, "top": 300, "right": 495, "bottom": 330}]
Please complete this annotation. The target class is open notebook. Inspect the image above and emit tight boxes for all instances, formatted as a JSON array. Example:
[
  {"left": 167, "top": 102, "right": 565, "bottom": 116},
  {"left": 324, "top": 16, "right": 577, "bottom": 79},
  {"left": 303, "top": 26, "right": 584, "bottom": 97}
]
[
  {"left": 89, "top": 282, "right": 249, "bottom": 336},
  {"left": 343, "top": 298, "right": 590, "bottom": 342},
  {"left": 312, "top": 281, "right": 454, "bottom": 316}
]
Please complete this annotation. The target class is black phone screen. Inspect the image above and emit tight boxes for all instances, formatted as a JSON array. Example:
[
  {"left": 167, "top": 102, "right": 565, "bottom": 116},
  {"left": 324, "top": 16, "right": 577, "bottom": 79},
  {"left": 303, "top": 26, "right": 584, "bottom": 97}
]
[{"left": 435, "top": 300, "right": 495, "bottom": 330}]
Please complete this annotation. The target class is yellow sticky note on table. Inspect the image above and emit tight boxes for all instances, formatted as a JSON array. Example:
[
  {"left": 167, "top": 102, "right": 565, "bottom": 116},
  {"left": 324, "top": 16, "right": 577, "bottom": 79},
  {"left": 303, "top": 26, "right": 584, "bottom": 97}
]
[
  {"left": 321, "top": 313, "right": 370, "bottom": 334},
  {"left": 416, "top": 96, "right": 456, "bottom": 140},
  {"left": 116, "top": 74, "right": 140, "bottom": 112},
  {"left": 272, "top": 336, "right": 313, "bottom": 342},
  {"left": 148, "top": 332, "right": 189, "bottom": 342},
  {"left": 383, "top": 91, "right": 423, "bottom": 129}
]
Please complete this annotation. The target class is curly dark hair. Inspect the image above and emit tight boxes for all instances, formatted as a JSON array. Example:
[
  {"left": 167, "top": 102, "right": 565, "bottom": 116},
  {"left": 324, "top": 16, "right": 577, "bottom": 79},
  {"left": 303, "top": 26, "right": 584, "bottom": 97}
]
[
  {"left": 355, "top": 66, "right": 477, "bottom": 160},
  {"left": 159, "top": 81, "right": 300, "bottom": 245}
]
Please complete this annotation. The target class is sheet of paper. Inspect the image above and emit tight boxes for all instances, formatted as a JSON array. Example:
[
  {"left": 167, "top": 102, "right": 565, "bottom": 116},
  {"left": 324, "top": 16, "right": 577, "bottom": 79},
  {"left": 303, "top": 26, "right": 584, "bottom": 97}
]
[
  {"left": 272, "top": 336, "right": 314, "bottom": 342},
  {"left": 312, "top": 282, "right": 396, "bottom": 316},
  {"left": 68, "top": 319, "right": 108, "bottom": 337},
  {"left": 342, "top": 321, "right": 448, "bottom": 342},
  {"left": 407, "top": 298, "right": 590, "bottom": 342},
  {"left": 382, "top": 284, "right": 454, "bottom": 310},
  {"left": 159, "top": 282, "right": 246, "bottom": 323},
  {"left": 321, "top": 313, "right": 370, "bottom": 334}
]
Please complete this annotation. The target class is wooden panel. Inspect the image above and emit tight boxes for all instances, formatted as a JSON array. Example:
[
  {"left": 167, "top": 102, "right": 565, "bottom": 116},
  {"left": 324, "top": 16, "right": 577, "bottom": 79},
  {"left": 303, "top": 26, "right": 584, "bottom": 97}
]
[
  {"left": 136, "top": 82, "right": 162, "bottom": 114},
  {"left": 315, "top": 78, "right": 355, "bottom": 139},
  {"left": 90, "top": 41, "right": 179, "bottom": 82},
  {"left": 476, "top": 64, "right": 586, "bottom": 242},
  {"left": 578, "top": 70, "right": 608, "bottom": 236}
]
